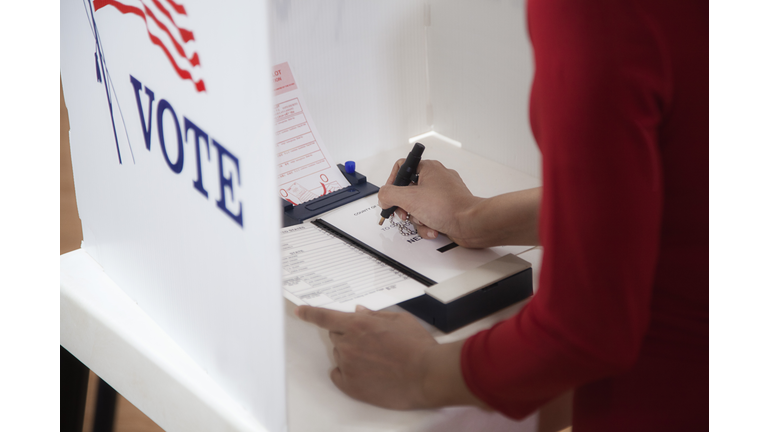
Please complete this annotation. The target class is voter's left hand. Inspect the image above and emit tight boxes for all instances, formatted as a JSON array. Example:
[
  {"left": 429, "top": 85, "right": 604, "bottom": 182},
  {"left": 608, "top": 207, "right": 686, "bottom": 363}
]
[{"left": 295, "top": 304, "right": 438, "bottom": 410}]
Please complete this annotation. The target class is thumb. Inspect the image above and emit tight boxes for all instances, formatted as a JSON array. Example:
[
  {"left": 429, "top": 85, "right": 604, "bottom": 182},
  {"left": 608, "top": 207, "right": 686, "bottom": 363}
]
[{"left": 355, "top": 304, "right": 374, "bottom": 314}]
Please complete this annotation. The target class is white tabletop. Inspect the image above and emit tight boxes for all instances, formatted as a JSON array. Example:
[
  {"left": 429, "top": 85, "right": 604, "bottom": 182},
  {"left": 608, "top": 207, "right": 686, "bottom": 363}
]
[{"left": 61, "top": 137, "right": 557, "bottom": 432}]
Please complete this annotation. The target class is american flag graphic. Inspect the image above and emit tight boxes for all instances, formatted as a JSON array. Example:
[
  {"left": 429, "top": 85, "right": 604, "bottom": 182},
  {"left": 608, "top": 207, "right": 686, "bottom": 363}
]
[{"left": 94, "top": 0, "right": 205, "bottom": 92}]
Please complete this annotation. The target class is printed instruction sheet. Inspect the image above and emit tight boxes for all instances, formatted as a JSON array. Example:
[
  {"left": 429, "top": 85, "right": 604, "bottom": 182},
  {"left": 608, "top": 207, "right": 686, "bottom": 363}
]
[
  {"left": 273, "top": 62, "right": 350, "bottom": 205},
  {"left": 320, "top": 195, "right": 531, "bottom": 284},
  {"left": 281, "top": 223, "right": 426, "bottom": 312}
]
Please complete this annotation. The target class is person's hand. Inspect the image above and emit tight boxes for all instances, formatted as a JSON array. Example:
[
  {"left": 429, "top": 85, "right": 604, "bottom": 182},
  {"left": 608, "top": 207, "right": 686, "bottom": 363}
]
[
  {"left": 295, "top": 305, "right": 439, "bottom": 409},
  {"left": 379, "top": 159, "right": 543, "bottom": 248},
  {"left": 378, "top": 159, "right": 484, "bottom": 247},
  {"left": 295, "top": 305, "right": 484, "bottom": 410}
]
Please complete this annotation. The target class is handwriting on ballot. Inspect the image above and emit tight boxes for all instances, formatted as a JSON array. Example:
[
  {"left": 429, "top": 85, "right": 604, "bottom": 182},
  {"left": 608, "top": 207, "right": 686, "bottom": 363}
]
[
  {"left": 322, "top": 195, "right": 509, "bottom": 283},
  {"left": 273, "top": 62, "right": 350, "bottom": 205},
  {"left": 351, "top": 204, "right": 424, "bottom": 242}
]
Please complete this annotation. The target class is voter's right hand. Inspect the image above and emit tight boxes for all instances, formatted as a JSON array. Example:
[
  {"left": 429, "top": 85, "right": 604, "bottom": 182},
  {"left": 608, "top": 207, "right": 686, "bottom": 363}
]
[{"left": 378, "top": 159, "right": 484, "bottom": 247}]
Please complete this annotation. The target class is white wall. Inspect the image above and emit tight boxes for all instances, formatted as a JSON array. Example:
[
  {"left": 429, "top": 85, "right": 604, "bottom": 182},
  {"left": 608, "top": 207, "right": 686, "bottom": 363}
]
[
  {"left": 270, "top": 0, "right": 430, "bottom": 164},
  {"left": 271, "top": 0, "right": 540, "bottom": 179},
  {"left": 429, "top": 0, "right": 540, "bottom": 178}
]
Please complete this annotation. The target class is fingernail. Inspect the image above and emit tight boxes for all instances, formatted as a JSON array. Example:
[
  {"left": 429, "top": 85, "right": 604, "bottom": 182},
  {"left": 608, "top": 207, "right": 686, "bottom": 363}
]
[
  {"left": 355, "top": 305, "right": 369, "bottom": 312},
  {"left": 428, "top": 230, "right": 437, "bottom": 239}
]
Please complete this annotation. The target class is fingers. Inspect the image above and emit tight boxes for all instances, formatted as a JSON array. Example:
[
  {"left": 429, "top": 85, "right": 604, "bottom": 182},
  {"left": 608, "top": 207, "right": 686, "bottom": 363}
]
[
  {"left": 378, "top": 182, "right": 420, "bottom": 214},
  {"left": 330, "top": 366, "right": 362, "bottom": 404},
  {"left": 413, "top": 223, "right": 438, "bottom": 239},
  {"left": 379, "top": 158, "right": 433, "bottom": 210},
  {"left": 382, "top": 193, "right": 440, "bottom": 241},
  {"left": 297, "top": 303, "right": 407, "bottom": 339},
  {"left": 387, "top": 159, "right": 444, "bottom": 185},
  {"left": 391, "top": 211, "right": 438, "bottom": 240},
  {"left": 391, "top": 210, "right": 421, "bottom": 227},
  {"left": 330, "top": 367, "right": 344, "bottom": 390},
  {"left": 329, "top": 330, "right": 342, "bottom": 345},
  {"left": 407, "top": 214, "right": 436, "bottom": 237},
  {"left": 295, "top": 305, "right": 354, "bottom": 332},
  {"left": 385, "top": 158, "right": 406, "bottom": 185}
]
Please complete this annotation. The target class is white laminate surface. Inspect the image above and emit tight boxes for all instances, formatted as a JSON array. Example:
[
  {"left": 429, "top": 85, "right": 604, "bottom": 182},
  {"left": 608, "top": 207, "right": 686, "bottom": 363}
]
[{"left": 282, "top": 139, "right": 543, "bottom": 431}]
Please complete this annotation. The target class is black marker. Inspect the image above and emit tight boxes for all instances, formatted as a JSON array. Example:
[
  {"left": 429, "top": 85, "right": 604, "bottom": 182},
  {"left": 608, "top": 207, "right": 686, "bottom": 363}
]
[{"left": 378, "top": 142, "right": 425, "bottom": 225}]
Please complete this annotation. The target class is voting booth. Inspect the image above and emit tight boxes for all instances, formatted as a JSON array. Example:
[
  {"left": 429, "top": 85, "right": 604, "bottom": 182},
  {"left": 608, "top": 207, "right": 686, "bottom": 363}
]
[{"left": 61, "top": 1, "right": 540, "bottom": 431}]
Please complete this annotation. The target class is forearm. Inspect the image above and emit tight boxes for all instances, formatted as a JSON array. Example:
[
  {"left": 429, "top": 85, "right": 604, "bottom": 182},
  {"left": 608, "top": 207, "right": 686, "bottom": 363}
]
[
  {"left": 420, "top": 340, "right": 488, "bottom": 409},
  {"left": 456, "top": 187, "right": 541, "bottom": 248},
  {"left": 417, "top": 189, "right": 541, "bottom": 409}
]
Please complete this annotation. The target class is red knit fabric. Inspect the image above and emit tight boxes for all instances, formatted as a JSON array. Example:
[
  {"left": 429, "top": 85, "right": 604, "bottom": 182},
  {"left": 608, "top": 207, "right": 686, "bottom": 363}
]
[{"left": 461, "top": 1, "right": 708, "bottom": 430}]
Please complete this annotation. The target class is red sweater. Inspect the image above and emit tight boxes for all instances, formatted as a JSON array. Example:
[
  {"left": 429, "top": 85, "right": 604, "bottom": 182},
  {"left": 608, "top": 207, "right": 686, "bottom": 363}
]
[{"left": 461, "top": 1, "right": 708, "bottom": 430}]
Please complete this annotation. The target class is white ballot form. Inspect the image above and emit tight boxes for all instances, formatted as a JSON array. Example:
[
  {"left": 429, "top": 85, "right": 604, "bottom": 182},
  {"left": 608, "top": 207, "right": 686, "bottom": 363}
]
[
  {"left": 281, "top": 194, "right": 532, "bottom": 312},
  {"left": 281, "top": 223, "right": 425, "bottom": 311},
  {"left": 322, "top": 195, "right": 529, "bottom": 283}
]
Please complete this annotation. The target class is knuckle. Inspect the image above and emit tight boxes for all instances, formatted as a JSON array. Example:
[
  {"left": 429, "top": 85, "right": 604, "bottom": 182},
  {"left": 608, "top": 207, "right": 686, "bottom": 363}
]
[
  {"left": 329, "top": 330, "right": 340, "bottom": 343},
  {"left": 330, "top": 367, "right": 344, "bottom": 386}
]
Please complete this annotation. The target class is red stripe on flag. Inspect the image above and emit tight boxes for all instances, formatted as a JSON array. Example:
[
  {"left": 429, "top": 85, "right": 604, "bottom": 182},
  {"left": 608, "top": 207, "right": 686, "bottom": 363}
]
[
  {"left": 95, "top": 0, "right": 205, "bottom": 92},
  {"left": 179, "top": 28, "right": 194, "bottom": 43},
  {"left": 151, "top": 0, "right": 195, "bottom": 42},
  {"left": 164, "top": 0, "right": 187, "bottom": 15},
  {"left": 142, "top": 3, "right": 194, "bottom": 62},
  {"left": 145, "top": 25, "right": 206, "bottom": 92},
  {"left": 94, "top": 0, "right": 141, "bottom": 15}
]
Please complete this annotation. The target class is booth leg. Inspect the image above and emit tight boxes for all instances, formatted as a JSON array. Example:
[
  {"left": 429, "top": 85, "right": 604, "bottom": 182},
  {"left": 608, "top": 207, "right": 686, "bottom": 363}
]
[
  {"left": 93, "top": 378, "right": 117, "bottom": 432},
  {"left": 60, "top": 346, "right": 89, "bottom": 432}
]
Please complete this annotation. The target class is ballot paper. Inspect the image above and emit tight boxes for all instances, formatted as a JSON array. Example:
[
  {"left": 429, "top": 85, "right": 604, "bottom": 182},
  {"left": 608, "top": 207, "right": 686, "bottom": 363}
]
[
  {"left": 281, "top": 223, "right": 425, "bottom": 312},
  {"left": 273, "top": 62, "right": 350, "bottom": 205},
  {"left": 281, "top": 194, "right": 532, "bottom": 312},
  {"left": 320, "top": 195, "right": 526, "bottom": 284}
]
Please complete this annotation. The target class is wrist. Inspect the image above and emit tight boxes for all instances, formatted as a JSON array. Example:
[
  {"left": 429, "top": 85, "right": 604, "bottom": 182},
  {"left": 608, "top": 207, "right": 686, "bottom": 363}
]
[
  {"left": 418, "top": 341, "right": 487, "bottom": 409},
  {"left": 454, "top": 196, "right": 488, "bottom": 248}
]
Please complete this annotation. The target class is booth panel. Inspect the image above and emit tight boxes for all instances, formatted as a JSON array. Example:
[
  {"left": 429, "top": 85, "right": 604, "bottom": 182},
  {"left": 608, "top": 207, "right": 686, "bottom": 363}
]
[
  {"left": 60, "top": 1, "right": 286, "bottom": 430},
  {"left": 429, "top": 0, "right": 541, "bottom": 178},
  {"left": 270, "top": 0, "right": 430, "bottom": 163}
]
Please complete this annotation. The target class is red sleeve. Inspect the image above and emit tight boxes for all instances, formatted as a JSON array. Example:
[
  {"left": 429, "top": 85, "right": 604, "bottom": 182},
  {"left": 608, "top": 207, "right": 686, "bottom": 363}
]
[{"left": 461, "top": 0, "right": 671, "bottom": 419}]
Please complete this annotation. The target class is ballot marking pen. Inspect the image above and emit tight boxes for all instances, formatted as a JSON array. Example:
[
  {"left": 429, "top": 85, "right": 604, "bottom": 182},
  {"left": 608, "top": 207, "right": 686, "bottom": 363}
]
[{"left": 378, "top": 142, "right": 425, "bottom": 225}]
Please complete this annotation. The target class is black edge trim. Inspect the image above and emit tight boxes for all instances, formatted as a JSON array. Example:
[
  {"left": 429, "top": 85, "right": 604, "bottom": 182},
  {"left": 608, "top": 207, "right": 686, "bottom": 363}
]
[{"left": 312, "top": 219, "right": 437, "bottom": 287}]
